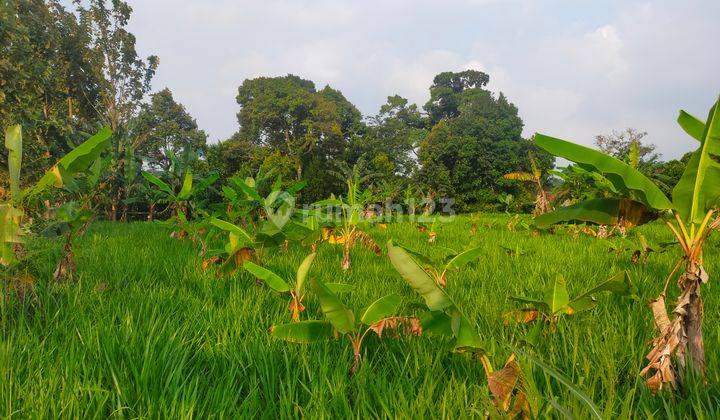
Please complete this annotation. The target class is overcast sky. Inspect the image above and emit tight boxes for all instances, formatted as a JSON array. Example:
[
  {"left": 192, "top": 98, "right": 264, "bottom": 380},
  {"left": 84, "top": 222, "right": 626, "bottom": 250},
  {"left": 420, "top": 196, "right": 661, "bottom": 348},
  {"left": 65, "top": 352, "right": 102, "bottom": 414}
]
[{"left": 117, "top": 0, "right": 718, "bottom": 159}]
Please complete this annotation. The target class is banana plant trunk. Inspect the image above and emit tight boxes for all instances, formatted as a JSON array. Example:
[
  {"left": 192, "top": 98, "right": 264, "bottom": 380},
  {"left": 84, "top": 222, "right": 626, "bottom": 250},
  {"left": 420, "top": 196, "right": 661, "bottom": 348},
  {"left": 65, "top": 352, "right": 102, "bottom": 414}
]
[
  {"left": 53, "top": 235, "right": 76, "bottom": 281},
  {"left": 677, "top": 261, "right": 705, "bottom": 372},
  {"left": 341, "top": 238, "right": 351, "bottom": 271},
  {"left": 642, "top": 260, "right": 707, "bottom": 391},
  {"left": 350, "top": 336, "right": 362, "bottom": 376}
]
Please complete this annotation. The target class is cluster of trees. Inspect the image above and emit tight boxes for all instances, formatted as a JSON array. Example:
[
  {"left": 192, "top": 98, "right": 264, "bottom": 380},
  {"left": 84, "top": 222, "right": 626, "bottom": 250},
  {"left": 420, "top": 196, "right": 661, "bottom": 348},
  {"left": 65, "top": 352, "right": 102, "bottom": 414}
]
[
  {"left": 207, "top": 71, "right": 554, "bottom": 211},
  {"left": 2, "top": 0, "right": 690, "bottom": 218}
]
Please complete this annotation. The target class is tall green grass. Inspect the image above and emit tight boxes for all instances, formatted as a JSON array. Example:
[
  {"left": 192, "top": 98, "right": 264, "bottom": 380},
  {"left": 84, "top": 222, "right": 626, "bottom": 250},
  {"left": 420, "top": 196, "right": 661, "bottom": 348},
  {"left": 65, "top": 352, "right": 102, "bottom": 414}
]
[{"left": 1, "top": 215, "right": 718, "bottom": 418}]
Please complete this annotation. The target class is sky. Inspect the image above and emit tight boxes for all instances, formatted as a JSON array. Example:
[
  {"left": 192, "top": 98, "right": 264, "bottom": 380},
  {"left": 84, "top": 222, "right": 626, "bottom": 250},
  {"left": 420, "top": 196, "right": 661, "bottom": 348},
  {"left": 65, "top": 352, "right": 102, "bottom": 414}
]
[{"left": 116, "top": 0, "right": 718, "bottom": 159}]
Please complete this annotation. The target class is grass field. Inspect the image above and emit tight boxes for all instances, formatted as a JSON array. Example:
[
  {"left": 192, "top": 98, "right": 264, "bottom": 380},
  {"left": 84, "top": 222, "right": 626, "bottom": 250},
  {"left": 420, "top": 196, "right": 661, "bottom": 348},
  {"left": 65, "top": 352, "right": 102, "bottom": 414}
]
[{"left": 1, "top": 214, "right": 719, "bottom": 418}]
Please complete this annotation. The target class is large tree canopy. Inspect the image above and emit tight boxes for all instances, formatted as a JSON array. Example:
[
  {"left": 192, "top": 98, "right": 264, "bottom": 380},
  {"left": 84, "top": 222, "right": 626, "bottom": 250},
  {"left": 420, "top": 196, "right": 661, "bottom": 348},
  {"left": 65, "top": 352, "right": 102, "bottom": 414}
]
[
  {"left": 424, "top": 70, "right": 491, "bottom": 124},
  {"left": 418, "top": 72, "right": 553, "bottom": 210},
  {"left": 234, "top": 74, "right": 363, "bottom": 202},
  {"left": 134, "top": 88, "right": 207, "bottom": 172},
  {"left": 0, "top": 0, "right": 102, "bottom": 181}
]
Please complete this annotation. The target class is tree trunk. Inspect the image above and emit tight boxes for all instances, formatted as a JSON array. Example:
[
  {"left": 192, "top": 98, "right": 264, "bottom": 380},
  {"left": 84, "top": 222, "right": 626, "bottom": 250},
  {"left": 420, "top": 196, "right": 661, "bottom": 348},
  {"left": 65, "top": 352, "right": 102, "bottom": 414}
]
[{"left": 147, "top": 203, "right": 155, "bottom": 221}]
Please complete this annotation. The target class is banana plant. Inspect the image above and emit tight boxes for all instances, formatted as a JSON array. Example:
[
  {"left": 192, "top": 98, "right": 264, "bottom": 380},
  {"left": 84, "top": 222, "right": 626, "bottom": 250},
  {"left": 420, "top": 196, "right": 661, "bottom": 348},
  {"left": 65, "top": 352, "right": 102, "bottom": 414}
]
[
  {"left": 316, "top": 164, "right": 382, "bottom": 270},
  {"left": 533, "top": 94, "right": 720, "bottom": 392},
  {"left": 207, "top": 218, "right": 258, "bottom": 275},
  {"left": 549, "top": 164, "right": 618, "bottom": 206},
  {"left": 503, "top": 152, "right": 552, "bottom": 217},
  {"left": 386, "top": 240, "right": 484, "bottom": 352},
  {"left": 142, "top": 168, "right": 218, "bottom": 236},
  {"left": 602, "top": 233, "right": 671, "bottom": 265},
  {"left": 393, "top": 243, "right": 482, "bottom": 287},
  {"left": 504, "top": 272, "right": 636, "bottom": 325},
  {"left": 221, "top": 174, "right": 310, "bottom": 245},
  {"left": 42, "top": 201, "right": 92, "bottom": 280},
  {"left": 1, "top": 125, "right": 111, "bottom": 271},
  {"left": 387, "top": 240, "right": 533, "bottom": 416},
  {"left": 271, "top": 276, "right": 421, "bottom": 375},
  {"left": 41, "top": 155, "right": 109, "bottom": 281},
  {"left": 243, "top": 252, "right": 352, "bottom": 322}
]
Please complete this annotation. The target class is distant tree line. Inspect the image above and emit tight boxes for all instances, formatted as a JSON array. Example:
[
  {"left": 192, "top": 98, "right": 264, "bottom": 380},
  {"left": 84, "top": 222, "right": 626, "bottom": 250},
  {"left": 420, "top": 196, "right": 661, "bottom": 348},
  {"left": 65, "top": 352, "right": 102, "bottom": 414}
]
[{"left": 0, "top": 0, "right": 689, "bottom": 218}]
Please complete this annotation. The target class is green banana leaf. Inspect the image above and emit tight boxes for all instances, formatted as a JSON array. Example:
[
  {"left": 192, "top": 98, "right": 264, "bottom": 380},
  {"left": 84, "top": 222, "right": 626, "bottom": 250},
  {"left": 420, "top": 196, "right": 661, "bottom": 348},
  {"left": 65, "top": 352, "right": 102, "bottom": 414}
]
[
  {"left": 210, "top": 218, "right": 254, "bottom": 245},
  {"left": 543, "top": 277, "right": 570, "bottom": 315},
  {"left": 443, "top": 246, "right": 483, "bottom": 271},
  {"left": 32, "top": 126, "right": 112, "bottom": 193},
  {"left": 535, "top": 133, "right": 671, "bottom": 210},
  {"left": 310, "top": 277, "right": 356, "bottom": 334},
  {"left": 672, "top": 96, "right": 720, "bottom": 225},
  {"left": 360, "top": 294, "right": 402, "bottom": 325},
  {"left": 388, "top": 241, "right": 483, "bottom": 351},
  {"left": 242, "top": 261, "right": 290, "bottom": 292},
  {"left": 142, "top": 171, "right": 175, "bottom": 198},
  {"left": 193, "top": 173, "right": 219, "bottom": 196},
  {"left": 387, "top": 240, "right": 452, "bottom": 311},
  {"left": 295, "top": 253, "right": 316, "bottom": 297},
  {"left": 677, "top": 110, "right": 705, "bottom": 142},
  {"left": 177, "top": 170, "right": 193, "bottom": 200},
  {"left": 572, "top": 271, "right": 635, "bottom": 303},
  {"left": 534, "top": 198, "right": 654, "bottom": 228}
]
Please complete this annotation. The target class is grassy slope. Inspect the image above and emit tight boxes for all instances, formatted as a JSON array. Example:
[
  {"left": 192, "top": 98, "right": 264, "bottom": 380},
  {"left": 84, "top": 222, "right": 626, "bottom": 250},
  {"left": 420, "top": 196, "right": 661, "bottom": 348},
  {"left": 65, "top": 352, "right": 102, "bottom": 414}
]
[{"left": 1, "top": 215, "right": 719, "bottom": 418}]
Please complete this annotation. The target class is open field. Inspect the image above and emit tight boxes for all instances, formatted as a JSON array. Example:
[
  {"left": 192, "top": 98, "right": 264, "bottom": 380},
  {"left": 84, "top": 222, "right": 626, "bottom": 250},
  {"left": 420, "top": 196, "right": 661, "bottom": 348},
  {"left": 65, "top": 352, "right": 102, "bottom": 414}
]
[{"left": 1, "top": 214, "right": 719, "bottom": 418}]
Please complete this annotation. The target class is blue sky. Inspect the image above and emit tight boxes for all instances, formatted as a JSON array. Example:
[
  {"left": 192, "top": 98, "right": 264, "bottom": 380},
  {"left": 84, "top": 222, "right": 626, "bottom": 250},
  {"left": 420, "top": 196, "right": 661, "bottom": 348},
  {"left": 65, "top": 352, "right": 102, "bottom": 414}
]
[{"left": 111, "top": 0, "right": 718, "bottom": 158}]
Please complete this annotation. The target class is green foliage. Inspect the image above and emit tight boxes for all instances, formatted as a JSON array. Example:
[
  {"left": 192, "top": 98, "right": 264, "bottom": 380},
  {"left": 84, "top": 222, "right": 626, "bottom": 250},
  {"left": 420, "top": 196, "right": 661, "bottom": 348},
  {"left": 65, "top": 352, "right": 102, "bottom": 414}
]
[
  {"left": 393, "top": 242, "right": 483, "bottom": 287},
  {"left": 0, "top": 125, "right": 111, "bottom": 277},
  {"left": 0, "top": 0, "right": 103, "bottom": 180},
  {"left": 417, "top": 76, "right": 553, "bottom": 211},
  {"left": 134, "top": 89, "right": 208, "bottom": 172},
  {"left": 387, "top": 240, "right": 483, "bottom": 351},
  {"left": 507, "top": 272, "right": 636, "bottom": 324},
  {"left": 672, "top": 98, "right": 720, "bottom": 225},
  {"left": 3, "top": 215, "right": 720, "bottom": 417},
  {"left": 234, "top": 75, "right": 358, "bottom": 202},
  {"left": 272, "top": 276, "right": 416, "bottom": 374},
  {"left": 536, "top": 95, "right": 720, "bottom": 232},
  {"left": 535, "top": 134, "right": 672, "bottom": 211}
]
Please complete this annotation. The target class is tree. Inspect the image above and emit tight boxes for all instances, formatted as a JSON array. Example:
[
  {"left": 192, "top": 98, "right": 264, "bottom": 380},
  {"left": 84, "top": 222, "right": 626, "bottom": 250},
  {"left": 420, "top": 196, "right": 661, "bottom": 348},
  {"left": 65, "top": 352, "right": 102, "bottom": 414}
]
[
  {"left": 424, "top": 70, "right": 490, "bottom": 123},
  {"left": 134, "top": 88, "right": 208, "bottom": 172},
  {"left": 351, "top": 95, "right": 426, "bottom": 184},
  {"left": 653, "top": 152, "right": 692, "bottom": 196},
  {"left": 74, "top": 0, "right": 159, "bottom": 220},
  {"left": 417, "top": 73, "right": 552, "bottom": 210},
  {"left": 235, "top": 75, "right": 359, "bottom": 202},
  {"left": 594, "top": 128, "right": 659, "bottom": 166},
  {"left": 0, "top": 0, "right": 102, "bottom": 181},
  {"left": 206, "top": 132, "right": 262, "bottom": 182}
]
